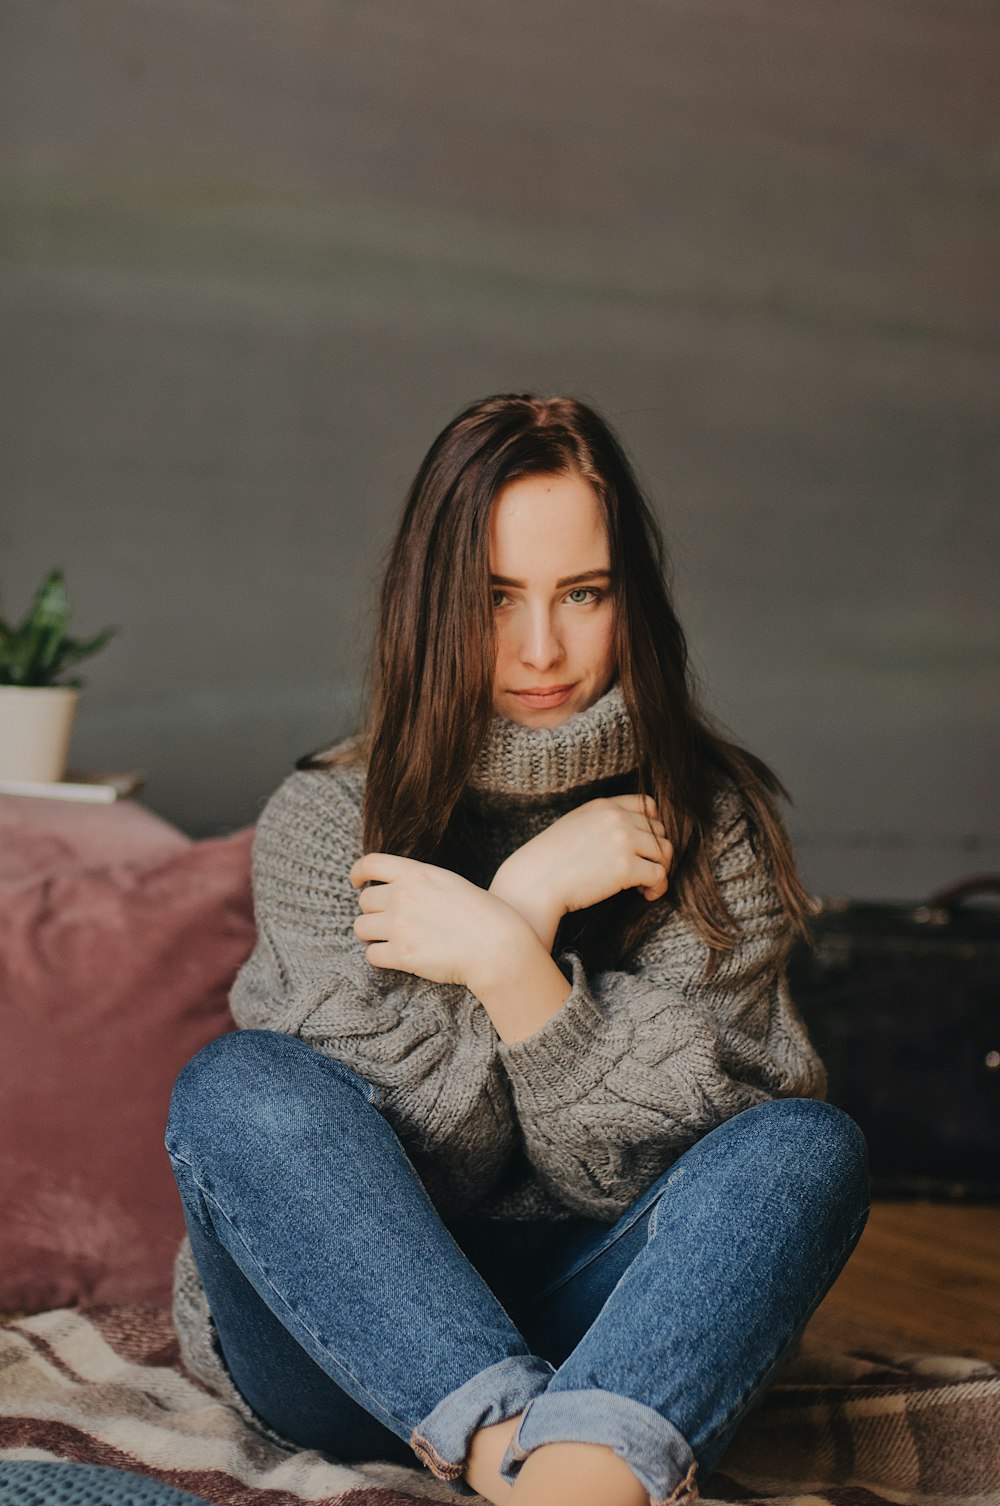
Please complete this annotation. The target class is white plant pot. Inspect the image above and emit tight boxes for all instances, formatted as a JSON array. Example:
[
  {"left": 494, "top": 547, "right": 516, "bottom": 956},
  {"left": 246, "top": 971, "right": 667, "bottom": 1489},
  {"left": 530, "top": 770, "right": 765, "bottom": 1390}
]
[{"left": 0, "top": 685, "right": 82, "bottom": 782}]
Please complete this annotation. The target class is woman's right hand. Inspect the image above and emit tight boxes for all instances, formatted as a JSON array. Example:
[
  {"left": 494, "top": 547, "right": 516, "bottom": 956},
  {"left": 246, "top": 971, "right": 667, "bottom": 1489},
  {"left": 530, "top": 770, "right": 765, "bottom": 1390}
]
[{"left": 488, "top": 794, "right": 674, "bottom": 951}]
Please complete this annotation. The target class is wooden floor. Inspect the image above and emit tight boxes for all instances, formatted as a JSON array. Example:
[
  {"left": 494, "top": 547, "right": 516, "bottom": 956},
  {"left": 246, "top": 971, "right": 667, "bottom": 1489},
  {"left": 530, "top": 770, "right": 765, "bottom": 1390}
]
[{"left": 805, "top": 1199, "right": 1000, "bottom": 1362}]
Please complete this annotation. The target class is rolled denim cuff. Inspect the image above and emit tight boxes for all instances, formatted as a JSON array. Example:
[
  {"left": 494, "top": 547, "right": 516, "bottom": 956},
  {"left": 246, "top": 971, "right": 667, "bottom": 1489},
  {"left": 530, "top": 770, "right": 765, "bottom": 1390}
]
[
  {"left": 409, "top": 1353, "right": 556, "bottom": 1497},
  {"left": 498, "top": 1387, "right": 699, "bottom": 1506}
]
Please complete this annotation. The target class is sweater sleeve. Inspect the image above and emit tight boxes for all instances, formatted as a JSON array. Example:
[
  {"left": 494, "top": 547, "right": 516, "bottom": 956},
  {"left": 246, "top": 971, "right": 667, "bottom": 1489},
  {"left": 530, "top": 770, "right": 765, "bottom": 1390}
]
[
  {"left": 228, "top": 768, "right": 517, "bottom": 1213},
  {"left": 495, "top": 782, "right": 827, "bottom": 1220}
]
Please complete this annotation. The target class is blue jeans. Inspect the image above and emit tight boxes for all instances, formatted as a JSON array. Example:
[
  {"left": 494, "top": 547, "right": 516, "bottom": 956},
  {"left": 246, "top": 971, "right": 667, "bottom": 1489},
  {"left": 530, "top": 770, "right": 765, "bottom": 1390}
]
[{"left": 165, "top": 1029, "right": 869, "bottom": 1506}]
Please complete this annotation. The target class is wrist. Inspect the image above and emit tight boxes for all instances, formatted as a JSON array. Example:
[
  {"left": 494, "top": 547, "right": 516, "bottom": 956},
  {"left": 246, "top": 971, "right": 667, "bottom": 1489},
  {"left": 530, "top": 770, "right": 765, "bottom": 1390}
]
[
  {"left": 468, "top": 904, "right": 542, "bottom": 998},
  {"left": 468, "top": 914, "right": 573, "bottom": 1044},
  {"left": 489, "top": 857, "right": 563, "bottom": 952}
]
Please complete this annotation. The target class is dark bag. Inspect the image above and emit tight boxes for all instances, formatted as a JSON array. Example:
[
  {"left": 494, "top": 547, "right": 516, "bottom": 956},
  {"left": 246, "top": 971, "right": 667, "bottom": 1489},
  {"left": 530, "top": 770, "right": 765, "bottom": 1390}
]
[{"left": 786, "top": 875, "right": 1000, "bottom": 1199}]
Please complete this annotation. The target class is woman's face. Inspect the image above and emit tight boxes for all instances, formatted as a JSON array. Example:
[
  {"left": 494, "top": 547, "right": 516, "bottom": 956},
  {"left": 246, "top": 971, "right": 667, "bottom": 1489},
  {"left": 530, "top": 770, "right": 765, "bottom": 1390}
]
[{"left": 489, "top": 470, "right": 617, "bottom": 727}]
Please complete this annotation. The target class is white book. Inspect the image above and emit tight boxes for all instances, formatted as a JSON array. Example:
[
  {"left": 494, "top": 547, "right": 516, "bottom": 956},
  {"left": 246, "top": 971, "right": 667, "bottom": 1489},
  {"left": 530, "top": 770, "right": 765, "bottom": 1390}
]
[{"left": 0, "top": 771, "right": 144, "bottom": 803}]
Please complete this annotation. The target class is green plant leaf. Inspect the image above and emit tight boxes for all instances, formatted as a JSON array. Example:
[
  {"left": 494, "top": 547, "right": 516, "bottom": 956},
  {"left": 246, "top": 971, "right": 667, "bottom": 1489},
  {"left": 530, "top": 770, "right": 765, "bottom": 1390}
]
[
  {"left": 26, "top": 570, "right": 71, "bottom": 636},
  {"left": 0, "top": 600, "right": 18, "bottom": 681},
  {"left": 7, "top": 570, "right": 70, "bottom": 684},
  {"left": 36, "top": 621, "right": 70, "bottom": 679},
  {"left": 0, "top": 569, "right": 118, "bottom": 686},
  {"left": 6, "top": 627, "right": 43, "bottom": 685},
  {"left": 57, "top": 623, "right": 120, "bottom": 670}
]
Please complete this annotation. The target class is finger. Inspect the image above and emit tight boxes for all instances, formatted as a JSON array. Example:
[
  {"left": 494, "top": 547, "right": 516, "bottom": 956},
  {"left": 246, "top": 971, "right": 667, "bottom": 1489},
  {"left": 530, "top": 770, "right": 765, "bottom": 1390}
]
[
  {"left": 635, "top": 829, "right": 674, "bottom": 868},
  {"left": 610, "top": 793, "right": 660, "bottom": 813},
  {"left": 628, "top": 811, "right": 666, "bottom": 837},
  {"left": 350, "top": 852, "right": 410, "bottom": 888},
  {"left": 635, "top": 855, "right": 671, "bottom": 900},
  {"left": 354, "top": 914, "right": 390, "bottom": 942},
  {"left": 617, "top": 794, "right": 667, "bottom": 830},
  {"left": 356, "top": 884, "right": 389, "bottom": 912},
  {"left": 363, "top": 941, "right": 400, "bottom": 969}
]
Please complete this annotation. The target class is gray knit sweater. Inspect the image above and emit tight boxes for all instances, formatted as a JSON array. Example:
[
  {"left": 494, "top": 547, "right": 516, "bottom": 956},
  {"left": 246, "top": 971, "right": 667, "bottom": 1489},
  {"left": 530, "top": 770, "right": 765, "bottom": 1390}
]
[{"left": 171, "top": 681, "right": 826, "bottom": 1438}]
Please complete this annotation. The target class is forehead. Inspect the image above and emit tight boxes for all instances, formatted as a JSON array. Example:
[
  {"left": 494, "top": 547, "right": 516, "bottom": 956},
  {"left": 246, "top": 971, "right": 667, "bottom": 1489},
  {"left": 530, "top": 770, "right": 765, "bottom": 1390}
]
[{"left": 488, "top": 473, "right": 608, "bottom": 568}]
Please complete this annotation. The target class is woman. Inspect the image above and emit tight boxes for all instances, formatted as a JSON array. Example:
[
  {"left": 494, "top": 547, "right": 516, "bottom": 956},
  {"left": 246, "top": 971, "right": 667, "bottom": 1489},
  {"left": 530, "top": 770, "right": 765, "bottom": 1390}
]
[{"left": 166, "top": 393, "right": 870, "bottom": 1506}]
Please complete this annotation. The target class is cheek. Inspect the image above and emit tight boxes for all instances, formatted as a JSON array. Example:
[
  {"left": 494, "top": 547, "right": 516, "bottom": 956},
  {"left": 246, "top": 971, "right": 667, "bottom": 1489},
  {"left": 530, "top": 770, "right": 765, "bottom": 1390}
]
[
  {"left": 493, "top": 618, "right": 512, "bottom": 662},
  {"left": 581, "top": 608, "right": 615, "bottom": 663}
]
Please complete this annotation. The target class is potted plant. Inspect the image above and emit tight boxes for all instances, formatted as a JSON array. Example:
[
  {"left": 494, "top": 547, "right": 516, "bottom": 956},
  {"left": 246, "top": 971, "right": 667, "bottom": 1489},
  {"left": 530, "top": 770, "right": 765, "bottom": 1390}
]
[{"left": 0, "top": 569, "right": 118, "bottom": 782}]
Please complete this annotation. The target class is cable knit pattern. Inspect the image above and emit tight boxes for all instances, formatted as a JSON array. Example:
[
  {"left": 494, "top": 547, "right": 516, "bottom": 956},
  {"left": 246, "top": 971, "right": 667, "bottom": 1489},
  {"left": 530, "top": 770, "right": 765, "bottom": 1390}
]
[
  {"left": 170, "top": 680, "right": 826, "bottom": 1433},
  {"left": 493, "top": 792, "right": 828, "bottom": 1218}
]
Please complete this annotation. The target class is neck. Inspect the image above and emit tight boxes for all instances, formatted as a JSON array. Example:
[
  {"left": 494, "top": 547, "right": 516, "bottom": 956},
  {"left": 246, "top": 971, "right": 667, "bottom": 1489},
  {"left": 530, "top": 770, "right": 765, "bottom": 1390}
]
[{"left": 464, "top": 679, "right": 639, "bottom": 806}]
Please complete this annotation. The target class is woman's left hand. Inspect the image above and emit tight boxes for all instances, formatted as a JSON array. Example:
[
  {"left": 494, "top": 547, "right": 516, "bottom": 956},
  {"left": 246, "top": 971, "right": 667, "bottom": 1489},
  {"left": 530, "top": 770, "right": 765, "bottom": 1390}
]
[{"left": 349, "top": 853, "right": 527, "bottom": 990}]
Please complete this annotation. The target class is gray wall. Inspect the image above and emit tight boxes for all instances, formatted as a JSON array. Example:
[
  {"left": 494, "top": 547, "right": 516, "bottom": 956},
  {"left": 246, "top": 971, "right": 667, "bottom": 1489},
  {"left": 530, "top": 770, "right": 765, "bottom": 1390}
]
[{"left": 2, "top": 0, "right": 997, "bottom": 900}]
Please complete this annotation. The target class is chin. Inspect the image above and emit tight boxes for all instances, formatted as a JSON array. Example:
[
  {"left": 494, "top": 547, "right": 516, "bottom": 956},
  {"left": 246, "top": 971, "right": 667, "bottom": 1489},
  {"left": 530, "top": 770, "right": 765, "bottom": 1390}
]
[{"left": 513, "top": 706, "right": 574, "bottom": 728}]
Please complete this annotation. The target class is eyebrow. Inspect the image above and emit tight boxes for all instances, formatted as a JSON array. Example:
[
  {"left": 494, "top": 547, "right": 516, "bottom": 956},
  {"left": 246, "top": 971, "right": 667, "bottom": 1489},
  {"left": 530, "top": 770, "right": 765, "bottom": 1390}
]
[{"left": 489, "top": 569, "right": 613, "bottom": 589}]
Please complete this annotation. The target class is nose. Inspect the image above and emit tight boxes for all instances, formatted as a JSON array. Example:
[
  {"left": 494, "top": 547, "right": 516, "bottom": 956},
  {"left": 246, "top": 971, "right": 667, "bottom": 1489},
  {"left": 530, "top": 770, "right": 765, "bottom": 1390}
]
[{"left": 518, "top": 604, "right": 565, "bottom": 671}]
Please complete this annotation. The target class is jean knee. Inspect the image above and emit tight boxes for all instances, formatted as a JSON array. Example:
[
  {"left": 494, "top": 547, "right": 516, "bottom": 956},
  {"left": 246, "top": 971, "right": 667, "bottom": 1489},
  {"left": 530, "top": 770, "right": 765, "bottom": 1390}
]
[
  {"left": 165, "top": 1028, "right": 340, "bottom": 1163},
  {"left": 755, "top": 1097, "right": 870, "bottom": 1224}
]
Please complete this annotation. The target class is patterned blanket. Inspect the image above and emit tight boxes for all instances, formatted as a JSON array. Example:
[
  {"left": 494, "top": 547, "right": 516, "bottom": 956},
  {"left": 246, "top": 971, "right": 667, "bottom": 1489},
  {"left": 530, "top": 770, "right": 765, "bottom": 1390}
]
[{"left": 1, "top": 1305, "right": 998, "bottom": 1506}]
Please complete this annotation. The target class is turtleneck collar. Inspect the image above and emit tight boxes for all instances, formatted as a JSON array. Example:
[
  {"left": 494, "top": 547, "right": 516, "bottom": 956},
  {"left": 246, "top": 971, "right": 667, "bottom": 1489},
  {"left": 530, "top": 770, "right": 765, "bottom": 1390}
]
[{"left": 464, "top": 678, "right": 639, "bottom": 806}]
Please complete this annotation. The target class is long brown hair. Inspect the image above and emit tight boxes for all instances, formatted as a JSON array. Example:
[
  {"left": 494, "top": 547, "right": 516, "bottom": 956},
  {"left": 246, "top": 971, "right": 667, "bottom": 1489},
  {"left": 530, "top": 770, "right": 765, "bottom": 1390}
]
[{"left": 300, "top": 393, "right": 818, "bottom": 979}]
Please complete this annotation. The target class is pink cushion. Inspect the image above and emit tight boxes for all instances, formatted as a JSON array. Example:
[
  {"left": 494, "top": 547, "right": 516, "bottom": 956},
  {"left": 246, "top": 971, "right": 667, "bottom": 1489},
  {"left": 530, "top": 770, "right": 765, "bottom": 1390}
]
[
  {"left": 0, "top": 794, "right": 191, "bottom": 884},
  {"left": 0, "top": 811, "right": 256, "bottom": 1311}
]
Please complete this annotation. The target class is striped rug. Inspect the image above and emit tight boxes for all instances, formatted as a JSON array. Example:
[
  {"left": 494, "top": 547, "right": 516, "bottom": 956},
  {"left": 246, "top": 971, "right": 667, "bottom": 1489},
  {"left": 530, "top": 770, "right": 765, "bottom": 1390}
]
[{"left": 1, "top": 1304, "right": 998, "bottom": 1505}]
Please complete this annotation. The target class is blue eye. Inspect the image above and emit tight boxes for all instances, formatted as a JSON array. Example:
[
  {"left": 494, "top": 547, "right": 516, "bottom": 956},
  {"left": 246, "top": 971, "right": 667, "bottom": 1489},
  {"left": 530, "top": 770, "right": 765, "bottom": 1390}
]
[{"left": 491, "top": 586, "right": 605, "bottom": 608}]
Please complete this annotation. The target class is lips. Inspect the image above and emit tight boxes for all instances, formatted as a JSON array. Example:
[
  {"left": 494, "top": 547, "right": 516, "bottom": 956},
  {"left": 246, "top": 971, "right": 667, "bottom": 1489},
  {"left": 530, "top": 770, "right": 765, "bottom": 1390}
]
[{"left": 510, "top": 684, "right": 576, "bottom": 707}]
